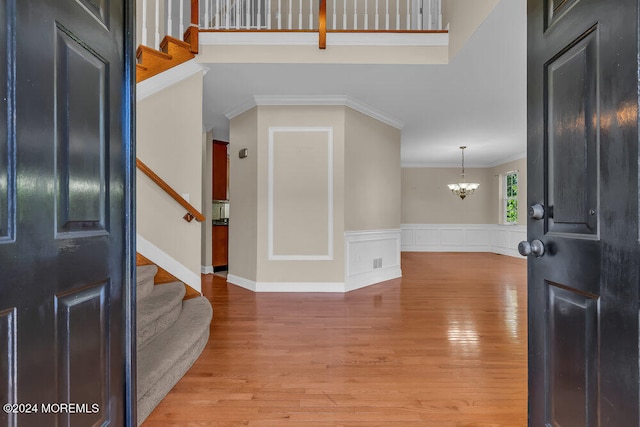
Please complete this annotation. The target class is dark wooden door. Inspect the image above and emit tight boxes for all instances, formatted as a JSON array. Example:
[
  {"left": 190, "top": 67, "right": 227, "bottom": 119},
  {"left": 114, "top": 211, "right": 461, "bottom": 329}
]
[
  {"left": 527, "top": 0, "right": 639, "bottom": 425},
  {"left": 0, "top": 0, "right": 135, "bottom": 425}
]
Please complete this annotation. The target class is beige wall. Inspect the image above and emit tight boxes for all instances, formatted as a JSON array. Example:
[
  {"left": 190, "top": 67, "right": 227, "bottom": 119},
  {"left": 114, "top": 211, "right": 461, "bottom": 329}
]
[
  {"left": 255, "top": 106, "right": 346, "bottom": 283},
  {"left": 345, "top": 108, "right": 401, "bottom": 231},
  {"left": 401, "top": 157, "right": 526, "bottom": 224},
  {"left": 136, "top": 73, "right": 204, "bottom": 280},
  {"left": 229, "top": 104, "right": 403, "bottom": 286},
  {"left": 229, "top": 107, "right": 259, "bottom": 282}
]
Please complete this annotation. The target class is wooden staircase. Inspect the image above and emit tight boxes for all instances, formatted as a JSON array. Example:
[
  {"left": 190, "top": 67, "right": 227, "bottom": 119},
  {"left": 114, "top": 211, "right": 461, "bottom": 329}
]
[{"left": 136, "top": 29, "right": 198, "bottom": 83}]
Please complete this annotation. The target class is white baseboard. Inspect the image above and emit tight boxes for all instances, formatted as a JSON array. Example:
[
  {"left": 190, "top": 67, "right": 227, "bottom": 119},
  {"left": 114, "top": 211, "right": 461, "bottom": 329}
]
[
  {"left": 137, "top": 234, "right": 202, "bottom": 292},
  {"left": 345, "top": 266, "right": 402, "bottom": 292},
  {"left": 227, "top": 274, "right": 345, "bottom": 292},
  {"left": 201, "top": 265, "right": 214, "bottom": 274},
  {"left": 228, "top": 229, "right": 403, "bottom": 293},
  {"left": 401, "top": 224, "right": 526, "bottom": 258}
]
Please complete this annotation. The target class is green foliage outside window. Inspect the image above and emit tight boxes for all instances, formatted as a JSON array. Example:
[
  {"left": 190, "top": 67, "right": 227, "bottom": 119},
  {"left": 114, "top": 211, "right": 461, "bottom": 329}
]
[{"left": 505, "top": 172, "right": 518, "bottom": 224}]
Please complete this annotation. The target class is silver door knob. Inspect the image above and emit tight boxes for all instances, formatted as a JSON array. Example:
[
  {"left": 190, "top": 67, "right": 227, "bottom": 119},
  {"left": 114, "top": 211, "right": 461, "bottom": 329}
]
[
  {"left": 528, "top": 204, "right": 545, "bottom": 220},
  {"left": 518, "top": 239, "right": 545, "bottom": 257}
]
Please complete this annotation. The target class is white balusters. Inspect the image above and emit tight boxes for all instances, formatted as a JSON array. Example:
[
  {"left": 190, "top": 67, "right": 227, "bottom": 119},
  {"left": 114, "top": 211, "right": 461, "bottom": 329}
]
[
  {"left": 154, "top": 0, "right": 160, "bottom": 48},
  {"left": 179, "top": 0, "right": 185, "bottom": 34},
  {"left": 385, "top": 0, "right": 388, "bottom": 30},
  {"left": 375, "top": 0, "right": 378, "bottom": 29},
  {"left": 267, "top": 0, "right": 272, "bottom": 29},
  {"left": 204, "top": 0, "right": 209, "bottom": 30},
  {"left": 257, "top": 0, "right": 262, "bottom": 28},
  {"left": 332, "top": 0, "right": 336, "bottom": 29},
  {"left": 353, "top": 0, "right": 357, "bottom": 29},
  {"left": 342, "top": 0, "right": 346, "bottom": 29},
  {"left": 364, "top": 0, "right": 368, "bottom": 29},
  {"left": 142, "top": 0, "right": 148, "bottom": 46},
  {"left": 235, "top": 0, "right": 240, "bottom": 28},
  {"left": 215, "top": 0, "right": 220, "bottom": 28},
  {"left": 167, "top": 0, "right": 173, "bottom": 37},
  {"left": 395, "top": 0, "right": 399, "bottom": 29},
  {"left": 405, "top": 0, "right": 409, "bottom": 30},
  {"left": 135, "top": 0, "right": 444, "bottom": 46},
  {"left": 277, "top": 0, "right": 281, "bottom": 28}
]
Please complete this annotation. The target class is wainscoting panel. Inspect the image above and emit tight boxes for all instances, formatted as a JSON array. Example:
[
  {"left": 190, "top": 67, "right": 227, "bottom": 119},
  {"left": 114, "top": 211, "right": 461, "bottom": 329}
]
[
  {"left": 401, "top": 224, "right": 526, "bottom": 258},
  {"left": 345, "top": 229, "right": 402, "bottom": 291},
  {"left": 415, "top": 228, "right": 440, "bottom": 246}
]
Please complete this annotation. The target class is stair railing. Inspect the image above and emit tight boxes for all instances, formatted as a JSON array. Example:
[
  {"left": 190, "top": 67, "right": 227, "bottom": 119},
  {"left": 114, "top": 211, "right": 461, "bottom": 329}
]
[
  {"left": 136, "top": 159, "right": 205, "bottom": 223},
  {"left": 200, "top": 0, "right": 442, "bottom": 31},
  {"left": 139, "top": 0, "right": 199, "bottom": 50}
]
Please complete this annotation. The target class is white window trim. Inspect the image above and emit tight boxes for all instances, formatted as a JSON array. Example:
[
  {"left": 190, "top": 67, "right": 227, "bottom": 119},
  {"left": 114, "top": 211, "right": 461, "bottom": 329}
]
[{"left": 502, "top": 170, "right": 519, "bottom": 225}]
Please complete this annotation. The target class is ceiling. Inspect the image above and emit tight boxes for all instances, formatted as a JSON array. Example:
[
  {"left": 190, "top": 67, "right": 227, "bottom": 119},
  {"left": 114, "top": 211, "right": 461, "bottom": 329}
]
[{"left": 201, "top": 0, "right": 527, "bottom": 167}]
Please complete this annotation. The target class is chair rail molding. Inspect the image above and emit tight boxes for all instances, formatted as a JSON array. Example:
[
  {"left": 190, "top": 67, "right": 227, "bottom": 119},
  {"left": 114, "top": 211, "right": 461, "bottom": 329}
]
[{"left": 401, "top": 224, "right": 526, "bottom": 258}]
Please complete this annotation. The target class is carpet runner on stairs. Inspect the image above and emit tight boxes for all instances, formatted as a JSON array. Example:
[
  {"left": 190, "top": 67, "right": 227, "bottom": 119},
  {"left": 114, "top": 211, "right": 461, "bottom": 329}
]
[{"left": 136, "top": 265, "right": 212, "bottom": 425}]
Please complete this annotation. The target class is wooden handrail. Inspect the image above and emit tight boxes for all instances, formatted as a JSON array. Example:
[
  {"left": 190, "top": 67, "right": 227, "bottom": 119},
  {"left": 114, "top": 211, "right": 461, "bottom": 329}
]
[
  {"left": 136, "top": 158, "right": 206, "bottom": 223},
  {"left": 319, "top": 0, "right": 326, "bottom": 49}
]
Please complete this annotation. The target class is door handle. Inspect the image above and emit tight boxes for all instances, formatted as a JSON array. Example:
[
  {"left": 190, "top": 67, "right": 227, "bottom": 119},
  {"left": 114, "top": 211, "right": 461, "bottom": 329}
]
[
  {"left": 528, "top": 204, "right": 545, "bottom": 220},
  {"left": 518, "top": 239, "right": 545, "bottom": 258}
]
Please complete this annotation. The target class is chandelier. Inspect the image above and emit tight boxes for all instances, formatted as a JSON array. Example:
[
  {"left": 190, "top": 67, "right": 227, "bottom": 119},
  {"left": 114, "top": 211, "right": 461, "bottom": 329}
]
[{"left": 447, "top": 146, "right": 479, "bottom": 200}]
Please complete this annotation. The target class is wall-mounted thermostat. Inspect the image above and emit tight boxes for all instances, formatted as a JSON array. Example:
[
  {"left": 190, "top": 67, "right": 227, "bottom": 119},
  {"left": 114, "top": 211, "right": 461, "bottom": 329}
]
[{"left": 239, "top": 148, "right": 248, "bottom": 159}]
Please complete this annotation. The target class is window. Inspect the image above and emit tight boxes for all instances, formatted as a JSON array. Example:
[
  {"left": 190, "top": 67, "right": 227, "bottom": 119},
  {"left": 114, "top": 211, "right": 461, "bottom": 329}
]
[{"left": 504, "top": 171, "right": 518, "bottom": 224}]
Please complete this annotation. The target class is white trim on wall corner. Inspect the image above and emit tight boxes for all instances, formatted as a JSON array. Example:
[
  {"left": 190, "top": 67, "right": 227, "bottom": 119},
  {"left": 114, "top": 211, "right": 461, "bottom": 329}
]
[
  {"left": 136, "top": 60, "right": 207, "bottom": 102},
  {"left": 201, "top": 265, "right": 214, "bottom": 274},
  {"left": 137, "top": 234, "right": 202, "bottom": 292},
  {"left": 400, "top": 224, "right": 526, "bottom": 258},
  {"left": 267, "top": 126, "right": 334, "bottom": 261}
]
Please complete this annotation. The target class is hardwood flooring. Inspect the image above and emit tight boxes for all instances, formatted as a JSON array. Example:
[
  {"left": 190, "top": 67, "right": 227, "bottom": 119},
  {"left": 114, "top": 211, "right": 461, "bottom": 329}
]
[{"left": 143, "top": 252, "right": 528, "bottom": 426}]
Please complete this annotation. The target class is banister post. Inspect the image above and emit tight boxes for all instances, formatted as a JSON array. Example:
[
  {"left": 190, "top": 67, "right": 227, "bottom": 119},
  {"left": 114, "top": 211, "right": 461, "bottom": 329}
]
[
  {"left": 319, "top": 0, "right": 326, "bottom": 49},
  {"left": 186, "top": 0, "right": 199, "bottom": 53}
]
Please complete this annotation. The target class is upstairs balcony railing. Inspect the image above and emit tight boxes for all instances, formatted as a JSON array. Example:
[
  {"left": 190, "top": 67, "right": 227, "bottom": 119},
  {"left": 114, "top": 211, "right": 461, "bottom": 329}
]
[{"left": 137, "top": 0, "right": 443, "bottom": 50}]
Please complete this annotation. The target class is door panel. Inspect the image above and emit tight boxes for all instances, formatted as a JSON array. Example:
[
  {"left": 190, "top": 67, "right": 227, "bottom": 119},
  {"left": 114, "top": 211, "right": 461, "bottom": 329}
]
[
  {"left": 0, "top": 0, "right": 134, "bottom": 425},
  {"left": 55, "top": 280, "right": 109, "bottom": 426},
  {"left": 546, "top": 26, "right": 598, "bottom": 236},
  {"left": 528, "top": 0, "right": 639, "bottom": 425},
  {"left": 0, "top": 0, "right": 11, "bottom": 243},
  {"left": 546, "top": 0, "right": 581, "bottom": 30},
  {"left": 0, "top": 308, "right": 16, "bottom": 426},
  {"left": 55, "top": 23, "right": 110, "bottom": 236},
  {"left": 546, "top": 283, "right": 598, "bottom": 426}
]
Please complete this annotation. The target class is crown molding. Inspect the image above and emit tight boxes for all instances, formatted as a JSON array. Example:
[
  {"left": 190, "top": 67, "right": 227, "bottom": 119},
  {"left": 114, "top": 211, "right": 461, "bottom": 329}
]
[{"left": 225, "top": 95, "right": 404, "bottom": 129}]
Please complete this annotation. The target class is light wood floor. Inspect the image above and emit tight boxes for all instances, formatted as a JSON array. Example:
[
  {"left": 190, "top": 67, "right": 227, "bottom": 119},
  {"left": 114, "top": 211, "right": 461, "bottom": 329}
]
[{"left": 143, "top": 252, "right": 528, "bottom": 426}]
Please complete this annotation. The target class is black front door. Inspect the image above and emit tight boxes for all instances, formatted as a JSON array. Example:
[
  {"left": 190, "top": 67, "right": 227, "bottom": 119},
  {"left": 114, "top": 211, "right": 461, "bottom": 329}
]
[
  {"left": 527, "top": 0, "right": 639, "bottom": 425},
  {"left": 0, "top": 0, "right": 135, "bottom": 425}
]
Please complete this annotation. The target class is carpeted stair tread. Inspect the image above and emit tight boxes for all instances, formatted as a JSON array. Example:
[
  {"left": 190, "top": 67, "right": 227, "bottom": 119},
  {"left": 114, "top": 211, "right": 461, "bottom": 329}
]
[
  {"left": 137, "top": 282, "right": 185, "bottom": 349},
  {"left": 137, "top": 296, "right": 212, "bottom": 424},
  {"left": 136, "top": 265, "right": 157, "bottom": 302}
]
